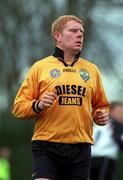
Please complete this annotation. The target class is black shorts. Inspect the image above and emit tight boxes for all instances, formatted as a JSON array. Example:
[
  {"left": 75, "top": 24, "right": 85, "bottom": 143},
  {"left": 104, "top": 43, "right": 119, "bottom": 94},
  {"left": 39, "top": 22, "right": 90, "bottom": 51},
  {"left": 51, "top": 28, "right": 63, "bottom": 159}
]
[{"left": 32, "top": 140, "right": 91, "bottom": 180}]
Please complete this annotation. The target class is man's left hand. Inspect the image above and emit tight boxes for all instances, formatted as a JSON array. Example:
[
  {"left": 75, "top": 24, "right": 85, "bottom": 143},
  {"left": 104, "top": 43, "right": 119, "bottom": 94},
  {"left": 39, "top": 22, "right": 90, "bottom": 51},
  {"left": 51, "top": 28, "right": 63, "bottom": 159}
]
[{"left": 93, "top": 109, "right": 109, "bottom": 126}]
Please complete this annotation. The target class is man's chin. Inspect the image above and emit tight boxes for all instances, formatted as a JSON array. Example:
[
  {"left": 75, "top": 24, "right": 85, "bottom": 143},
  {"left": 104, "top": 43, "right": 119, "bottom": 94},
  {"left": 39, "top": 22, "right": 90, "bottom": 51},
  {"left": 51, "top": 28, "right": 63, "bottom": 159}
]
[{"left": 73, "top": 47, "right": 82, "bottom": 53}]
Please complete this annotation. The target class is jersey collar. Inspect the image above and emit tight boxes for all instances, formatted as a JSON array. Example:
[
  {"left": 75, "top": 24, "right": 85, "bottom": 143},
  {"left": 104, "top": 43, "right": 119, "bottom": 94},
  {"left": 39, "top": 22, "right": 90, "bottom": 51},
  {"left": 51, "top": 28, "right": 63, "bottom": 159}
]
[{"left": 53, "top": 47, "right": 80, "bottom": 67}]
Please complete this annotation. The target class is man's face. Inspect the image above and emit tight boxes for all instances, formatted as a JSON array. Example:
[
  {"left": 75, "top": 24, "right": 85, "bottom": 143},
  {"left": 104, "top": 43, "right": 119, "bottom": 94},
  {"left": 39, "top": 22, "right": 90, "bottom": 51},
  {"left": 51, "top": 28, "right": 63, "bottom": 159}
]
[{"left": 55, "top": 20, "right": 84, "bottom": 54}]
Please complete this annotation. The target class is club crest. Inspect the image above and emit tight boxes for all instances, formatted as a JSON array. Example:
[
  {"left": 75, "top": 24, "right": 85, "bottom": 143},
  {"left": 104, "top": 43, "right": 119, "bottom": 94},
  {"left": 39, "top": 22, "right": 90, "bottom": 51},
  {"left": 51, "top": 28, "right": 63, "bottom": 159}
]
[
  {"left": 80, "top": 69, "right": 89, "bottom": 82},
  {"left": 50, "top": 68, "right": 61, "bottom": 78}
]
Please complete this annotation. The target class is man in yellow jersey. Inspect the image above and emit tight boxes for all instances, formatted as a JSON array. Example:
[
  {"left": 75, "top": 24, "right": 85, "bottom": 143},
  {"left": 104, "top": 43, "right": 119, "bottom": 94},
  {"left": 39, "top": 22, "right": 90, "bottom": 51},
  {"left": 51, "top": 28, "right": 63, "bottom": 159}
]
[{"left": 12, "top": 15, "right": 109, "bottom": 180}]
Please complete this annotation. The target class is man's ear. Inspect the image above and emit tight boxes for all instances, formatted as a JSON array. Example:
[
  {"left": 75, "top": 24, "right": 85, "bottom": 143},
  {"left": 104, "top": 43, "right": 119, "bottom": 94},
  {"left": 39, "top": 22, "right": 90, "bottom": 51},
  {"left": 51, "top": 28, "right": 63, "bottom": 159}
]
[{"left": 54, "top": 31, "right": 62, "bottom": 43}]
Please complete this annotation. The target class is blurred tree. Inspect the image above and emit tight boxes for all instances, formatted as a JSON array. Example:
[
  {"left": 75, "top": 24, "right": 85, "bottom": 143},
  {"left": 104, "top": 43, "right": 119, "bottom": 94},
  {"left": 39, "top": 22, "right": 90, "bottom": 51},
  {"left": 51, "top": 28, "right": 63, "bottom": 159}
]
[{"left": 0, "top": 0, "right": 58, "bottom": 108}]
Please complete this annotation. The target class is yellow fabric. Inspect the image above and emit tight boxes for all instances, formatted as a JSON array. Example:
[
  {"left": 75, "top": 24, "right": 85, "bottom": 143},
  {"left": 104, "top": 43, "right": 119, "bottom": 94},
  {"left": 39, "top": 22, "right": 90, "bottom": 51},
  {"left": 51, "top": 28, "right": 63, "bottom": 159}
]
[{"left": 12, "top": 56, "right": 109, "bottom": 144}]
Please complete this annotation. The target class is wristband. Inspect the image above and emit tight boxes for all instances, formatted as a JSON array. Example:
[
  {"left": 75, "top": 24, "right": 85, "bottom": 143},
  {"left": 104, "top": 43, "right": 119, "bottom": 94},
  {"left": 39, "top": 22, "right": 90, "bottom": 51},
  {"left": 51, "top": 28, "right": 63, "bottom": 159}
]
[{"left": 32, "top": 101, "right": 42, "bottom": 113}]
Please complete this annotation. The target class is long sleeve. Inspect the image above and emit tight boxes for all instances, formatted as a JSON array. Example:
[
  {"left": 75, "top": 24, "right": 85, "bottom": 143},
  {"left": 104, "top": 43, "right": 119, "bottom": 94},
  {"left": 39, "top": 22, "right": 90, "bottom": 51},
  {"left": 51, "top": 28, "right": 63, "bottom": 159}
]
[
  {"left": 12, "top": 63, "right": 40, "bottom": 119},
  {"left": 91, "top": 67, "right": 110, "bottom": 115}
]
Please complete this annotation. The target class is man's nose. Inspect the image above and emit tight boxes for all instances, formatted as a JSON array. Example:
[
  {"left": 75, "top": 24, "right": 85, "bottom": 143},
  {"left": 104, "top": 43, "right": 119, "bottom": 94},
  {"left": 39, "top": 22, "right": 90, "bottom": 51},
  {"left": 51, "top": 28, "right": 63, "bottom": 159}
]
[
  {"left": 77, "top": 30, "right": 83, "bottom": 37},
  {"left": 77, "top": 33, "right": 83, "bottom": 39}
]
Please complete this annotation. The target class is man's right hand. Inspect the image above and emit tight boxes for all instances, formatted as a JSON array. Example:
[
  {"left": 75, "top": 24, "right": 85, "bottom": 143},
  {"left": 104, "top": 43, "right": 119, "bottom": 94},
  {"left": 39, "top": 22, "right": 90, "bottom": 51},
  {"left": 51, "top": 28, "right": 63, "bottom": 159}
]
[{"left": 38, "top": 92, "right": 57, "bottom": 111}]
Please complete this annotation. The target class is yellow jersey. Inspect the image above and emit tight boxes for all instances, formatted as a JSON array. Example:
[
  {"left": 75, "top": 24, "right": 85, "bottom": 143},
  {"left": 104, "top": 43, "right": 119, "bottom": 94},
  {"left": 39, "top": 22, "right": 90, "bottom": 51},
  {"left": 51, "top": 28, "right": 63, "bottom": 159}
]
[{"left": 12, "top": 47, "right": 109, "bottom": 144}]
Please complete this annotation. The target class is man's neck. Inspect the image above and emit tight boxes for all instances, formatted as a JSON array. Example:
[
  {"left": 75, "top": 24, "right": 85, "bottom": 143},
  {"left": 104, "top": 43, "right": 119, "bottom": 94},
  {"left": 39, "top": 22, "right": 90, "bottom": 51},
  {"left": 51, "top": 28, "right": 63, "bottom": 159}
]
[
  {"left": 56, "top": 46, "right": 80, "bottom": 61},
  {"left": 64, "top": 52, "right": 75, "bottom": 61}
]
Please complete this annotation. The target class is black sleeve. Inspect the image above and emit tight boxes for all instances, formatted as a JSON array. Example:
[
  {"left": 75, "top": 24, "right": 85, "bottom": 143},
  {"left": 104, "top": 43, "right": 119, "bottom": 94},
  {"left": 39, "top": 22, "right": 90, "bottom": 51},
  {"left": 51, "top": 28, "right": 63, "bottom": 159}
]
[
  {"left": 112, "top": 120, "right": 123, "bottom": 151},
  {"left": 113, "top": 132, "right": 123, "bottom": 151}
]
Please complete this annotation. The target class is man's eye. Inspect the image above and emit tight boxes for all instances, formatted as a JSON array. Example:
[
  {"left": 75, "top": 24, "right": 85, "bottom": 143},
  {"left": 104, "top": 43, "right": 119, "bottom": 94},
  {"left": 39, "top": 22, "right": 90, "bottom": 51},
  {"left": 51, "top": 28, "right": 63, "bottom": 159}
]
[{"left": 70, "top": 29, "right": 77, "bottom": 32}]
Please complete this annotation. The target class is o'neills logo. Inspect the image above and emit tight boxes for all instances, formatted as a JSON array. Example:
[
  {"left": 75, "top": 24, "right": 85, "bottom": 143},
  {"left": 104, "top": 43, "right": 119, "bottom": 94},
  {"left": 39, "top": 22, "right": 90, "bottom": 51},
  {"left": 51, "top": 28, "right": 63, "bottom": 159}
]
[
  {"left": 50, "top": 68, "right": 61, "bottom": 78},
  {"left": 80, "top": 69, "right": 89, "bottom": 82},
  {"left": 63, "top": 68, "right": 76, "bottom": 73}
]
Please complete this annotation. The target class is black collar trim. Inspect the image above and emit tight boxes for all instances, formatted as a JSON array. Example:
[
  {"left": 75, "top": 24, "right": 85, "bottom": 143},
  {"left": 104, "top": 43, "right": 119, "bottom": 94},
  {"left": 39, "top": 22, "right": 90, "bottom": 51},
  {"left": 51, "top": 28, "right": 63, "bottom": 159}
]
[{"left": 53, "top": 47, "right": 80, "bottom": 67}]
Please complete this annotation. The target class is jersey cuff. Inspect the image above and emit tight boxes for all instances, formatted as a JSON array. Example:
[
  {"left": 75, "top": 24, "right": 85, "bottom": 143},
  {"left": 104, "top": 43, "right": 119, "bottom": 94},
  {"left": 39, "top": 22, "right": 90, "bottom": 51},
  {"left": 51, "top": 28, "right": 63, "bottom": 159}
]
[{"left": 32, "top": 101, "right": 42, "bottom": 113}]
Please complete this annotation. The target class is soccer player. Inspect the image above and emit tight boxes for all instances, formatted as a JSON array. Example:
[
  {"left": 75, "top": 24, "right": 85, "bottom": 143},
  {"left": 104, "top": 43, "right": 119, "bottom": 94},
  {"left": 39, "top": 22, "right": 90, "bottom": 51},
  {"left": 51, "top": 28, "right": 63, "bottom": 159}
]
[{"left": 12, "top": 15, "right": 109, "bottom": 180}]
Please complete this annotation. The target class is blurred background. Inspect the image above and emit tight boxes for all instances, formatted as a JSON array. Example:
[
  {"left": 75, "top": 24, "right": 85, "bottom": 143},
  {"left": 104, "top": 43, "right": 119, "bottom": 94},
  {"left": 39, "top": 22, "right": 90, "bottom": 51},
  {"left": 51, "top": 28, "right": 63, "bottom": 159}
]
[{"left": 0, "top": 0, "right": 123, "bottom": 179}]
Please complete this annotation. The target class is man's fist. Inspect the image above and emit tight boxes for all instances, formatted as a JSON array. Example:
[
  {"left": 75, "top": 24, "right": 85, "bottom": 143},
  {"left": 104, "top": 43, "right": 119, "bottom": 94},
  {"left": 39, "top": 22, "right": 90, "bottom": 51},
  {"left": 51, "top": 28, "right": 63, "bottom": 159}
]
[
  {"left": 93, "top": 109, "right": 109, "bottom": 126},
  {"left": 38, "top": 92, "right": 57, "bottom": 111}
]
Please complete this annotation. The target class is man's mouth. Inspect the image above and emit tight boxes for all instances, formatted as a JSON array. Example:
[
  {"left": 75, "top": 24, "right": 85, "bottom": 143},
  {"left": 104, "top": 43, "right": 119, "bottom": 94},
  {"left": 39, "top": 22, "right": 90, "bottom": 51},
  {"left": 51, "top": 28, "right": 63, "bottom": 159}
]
[
  {"left": 75, "top": 41, "right": 82, "bottom": 46},
  {"left": 76, "top": 41, "right": 82, "bottom": 44}
]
